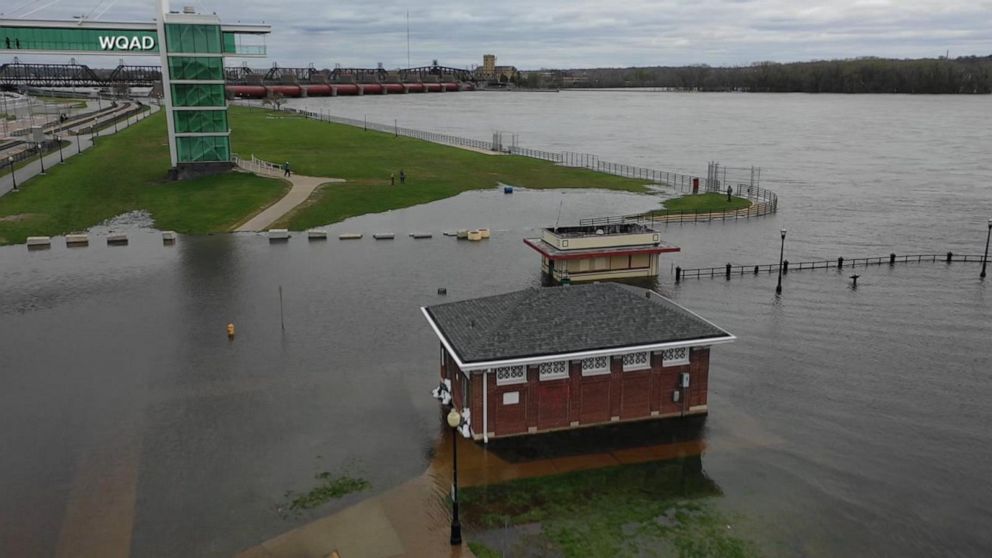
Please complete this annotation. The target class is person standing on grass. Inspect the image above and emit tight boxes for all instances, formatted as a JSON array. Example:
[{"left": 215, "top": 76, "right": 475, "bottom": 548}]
[
  {"left": 399, "top": 169, "right": 406, "bottom": 184},
  {"left": 390, "top": 172, "right": 395, "bottom": 186},
  {"left": 727, "top": 185, "right": 733, "bottom": 202},
  {"left": 283, "top": 162, "right": 291, "bottom": 177}
]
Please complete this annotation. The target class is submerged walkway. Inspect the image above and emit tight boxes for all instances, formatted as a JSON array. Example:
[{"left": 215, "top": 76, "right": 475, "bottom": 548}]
[
  {"left": 232, "top": 157, "right": 344, "bottom": 232},
  {"left": 234, "top": 426, "right": 729, "bottom": 558},
  {"left": 237, "top": 474, "right": 474, "bottom": 558}
]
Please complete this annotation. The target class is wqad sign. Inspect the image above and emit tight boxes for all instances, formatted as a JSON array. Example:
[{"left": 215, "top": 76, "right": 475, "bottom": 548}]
[{"left": 98, "top": 35, "right": 156, "bottom": 50}]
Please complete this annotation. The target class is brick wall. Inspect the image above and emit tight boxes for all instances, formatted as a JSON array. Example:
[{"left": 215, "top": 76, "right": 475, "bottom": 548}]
[{"left": 444, "top": 346, "right": 713, "bottom": 440}]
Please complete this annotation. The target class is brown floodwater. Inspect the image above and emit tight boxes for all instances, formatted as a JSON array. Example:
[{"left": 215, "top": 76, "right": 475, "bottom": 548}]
[{"left": 3, "top": 92, "right": 992, "bottom": 557}]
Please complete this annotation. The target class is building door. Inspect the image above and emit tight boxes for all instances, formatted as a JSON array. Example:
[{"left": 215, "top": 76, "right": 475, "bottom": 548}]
[
  {"left": 579, "top": 378, "right": 611, "bottom": 424},
  {"left": 537, "top": 382, "right": 569, "bottom": 430},
  {"left": 495, "top": 389, "right": 527, "bottom": 436},
  {"left": 620, "top": 373, "right": 651, "bottom": 420}
]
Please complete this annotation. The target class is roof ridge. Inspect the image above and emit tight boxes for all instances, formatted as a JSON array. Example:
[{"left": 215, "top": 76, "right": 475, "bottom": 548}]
[{"left": 424, "top": 283, "right": 732, "bottom": 364}]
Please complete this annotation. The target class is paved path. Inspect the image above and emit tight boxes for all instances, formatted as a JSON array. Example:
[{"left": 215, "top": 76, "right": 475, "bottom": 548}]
[
  {"left": 236, "top": 474, "right": 474, "bottom": 558},
  {"left": 1, "top": 103, "right": 158, "bottom": 197},
  {"left": 233, "top": 170, "right": 344, "bottom": 232}
]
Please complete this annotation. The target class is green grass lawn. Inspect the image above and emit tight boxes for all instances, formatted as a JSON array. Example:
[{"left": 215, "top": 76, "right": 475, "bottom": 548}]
[
  {"left": 0, "top": 105, "right": 653, "bottom": 245},
  {"left": 33, "top": 96, "right": 89, "bottom": 109},
  {"left": 460, "top": 458, "right": 759, "bottom": 558},
  {"left": 644, "top": 192, "right": 752, "bottom": 216},
  {"left": 0, "top": 111, "right": 286, "bottom": 245},
  {"left": 227, "top": 107, "right": 648, "bottom": 229}
]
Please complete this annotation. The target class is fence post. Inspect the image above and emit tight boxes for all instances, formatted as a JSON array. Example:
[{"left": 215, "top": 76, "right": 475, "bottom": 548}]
[
  {"left": 725, "top": 263, "right": 732, "bottom": 280},
  {"left": 783, "top": 260, "right": 789, "bottom": 274},
  {"left": 889, "top": 253, "right": 896, "bottom": 266},
  {"left": 675, "top": 266, "right": 682, "bottom": 283},
  {"left": 838, "top": 257, "right": 844, "bottom": 270}
]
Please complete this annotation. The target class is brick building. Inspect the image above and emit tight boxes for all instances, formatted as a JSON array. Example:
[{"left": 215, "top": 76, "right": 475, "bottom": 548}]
[{"left": 423, "top": 283, "right": 735, "bottom": 442}]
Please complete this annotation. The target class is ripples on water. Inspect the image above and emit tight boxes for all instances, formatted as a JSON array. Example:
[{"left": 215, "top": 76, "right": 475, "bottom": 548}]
[{"left": 1, "top": 93, "right": 991, "bottom": 556}]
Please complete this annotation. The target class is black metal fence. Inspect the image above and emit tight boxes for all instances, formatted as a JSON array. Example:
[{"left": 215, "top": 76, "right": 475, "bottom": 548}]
[
  {"left": 283, "top": 107, "right": 780, "bottom": 214},
  {"left": 676, "top": 252, "right": 987, "bottom": 282},
  {"left": 579, "top": 183, "right": 778, "bottom": 228},
  {"left": 291, "top": 109, "right": 493, "bottom": 151}
]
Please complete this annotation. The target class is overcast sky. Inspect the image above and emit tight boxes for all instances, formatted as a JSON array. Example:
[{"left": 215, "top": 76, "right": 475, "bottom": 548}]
[{"left": 4, "top": 0, "right": 992, "bottom": 69}]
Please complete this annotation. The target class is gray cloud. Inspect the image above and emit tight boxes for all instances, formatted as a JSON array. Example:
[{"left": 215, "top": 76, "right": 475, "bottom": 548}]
[{"left": 4, "top": 0, "right": 991, "bottom": 69}]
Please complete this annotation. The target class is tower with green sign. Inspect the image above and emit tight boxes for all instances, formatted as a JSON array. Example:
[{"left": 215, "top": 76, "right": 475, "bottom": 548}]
[{"left": 1, "top": 0, "right": 269, "bottom": 178}]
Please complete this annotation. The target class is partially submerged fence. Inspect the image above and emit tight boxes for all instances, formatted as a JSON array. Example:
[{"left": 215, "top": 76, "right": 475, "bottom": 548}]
[
  {"left": 281, "top": 106, "right": 779, "bottom": 218},
  {"left": 580, "top": 182, "right": 778, "bottom": 228},
  {"left": 675, "top": 252, "right": 987, "bottom": 282}
]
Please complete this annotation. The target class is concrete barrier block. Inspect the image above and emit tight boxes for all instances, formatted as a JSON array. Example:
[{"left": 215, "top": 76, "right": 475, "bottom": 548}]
[
  {"left": 27, "top": 236, "right": 51, "bottom": 248},
  {"left": 410, "top": 232, "right": 433, "bottom": 239},
  {"left": 338, "top": 233, "right": 363, "bottom": 240},
  {"left": 308, "top": 230, "right": 328, "bottom": 240},
  {"left": 162, "top": 231, "right": 177, "bottom": 244},
  {"left": 373, "top": 233, "right": 395, "bottom": 240},
  {"left": 268, "top": 229, "right": 290, "bottom": 241},
  {"left": 106, "top": 234, "right": 128, "bottom": 245},
  {"left": 65, "top": 234, "right": 89, "bottom": 247}
]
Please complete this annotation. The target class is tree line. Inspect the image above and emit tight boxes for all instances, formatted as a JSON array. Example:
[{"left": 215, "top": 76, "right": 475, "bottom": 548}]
[{"left": 520, "top": 56, "right": 992, "bottom": 94}]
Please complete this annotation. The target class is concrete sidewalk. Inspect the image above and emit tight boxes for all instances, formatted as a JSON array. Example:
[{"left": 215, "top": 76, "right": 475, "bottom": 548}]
[
  {"left": 1, "top": 103, "right": 159, "bottom": 197},
  {"left": 233, "top": 166, "right": 345, "bottom": 232},
  {"left": 233, "top": 425, "right": 730, "bottom": 558},
  {"left": 237, "top": 474, "right": 474, "bottom": 558}
]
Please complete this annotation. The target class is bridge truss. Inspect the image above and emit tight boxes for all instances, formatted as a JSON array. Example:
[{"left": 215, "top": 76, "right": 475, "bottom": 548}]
[{"left": 2, "top": 60, "right": 477, "bottom": 88}]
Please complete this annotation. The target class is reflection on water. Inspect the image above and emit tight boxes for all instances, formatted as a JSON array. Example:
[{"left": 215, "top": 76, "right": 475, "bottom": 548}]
[
  {"left": 474, "top": 415, "right": 706, "bottom": 464},
  {"left": 427, "top": 416, "right": 709, "bottom": 490}
]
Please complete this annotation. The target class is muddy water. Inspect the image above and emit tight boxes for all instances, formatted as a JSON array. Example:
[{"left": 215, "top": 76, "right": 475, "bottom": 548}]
[{"left": 2, "top": 93, "right": 992, "bottom": 556}]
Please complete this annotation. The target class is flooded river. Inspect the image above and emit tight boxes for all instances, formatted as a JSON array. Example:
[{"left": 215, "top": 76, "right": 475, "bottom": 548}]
[{"left": 2, "top": 92, "right": 991, "bottom": 556}]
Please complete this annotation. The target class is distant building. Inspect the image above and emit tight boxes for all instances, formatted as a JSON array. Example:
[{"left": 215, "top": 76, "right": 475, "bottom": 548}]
[
  {"left": 476, "top": 54, "right": 518, "bottom": 83},
  {"left": 482, "top": 54, "right": 496, "bottom": 75},
  {"left": 523, "top": 222, "right": 680, "bottom": 283},
  {"left": 424, "top": 283, "right": 735, "bottom": 441}
]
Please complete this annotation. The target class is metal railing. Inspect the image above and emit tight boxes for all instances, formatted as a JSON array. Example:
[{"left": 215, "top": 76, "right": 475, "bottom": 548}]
[
  {"left": 675, "top": 253, "right": 987, "bottom": 282},
  {"left": 579, "top": 184, "right": 778, "bottom": 228},
  {"left": 280, "top": 106, "right": 780, "bottom": 216},
  {"left": 232, "top": 153, "right": 283, "bottom": 175},
  {"left": 291, "top": 109, "right": 493, "bottom": 151}
]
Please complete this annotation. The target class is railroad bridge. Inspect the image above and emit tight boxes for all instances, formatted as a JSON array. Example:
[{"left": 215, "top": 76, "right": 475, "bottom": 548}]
[{"left": 1, "top": 60, "right": 478, "bottom": 89}]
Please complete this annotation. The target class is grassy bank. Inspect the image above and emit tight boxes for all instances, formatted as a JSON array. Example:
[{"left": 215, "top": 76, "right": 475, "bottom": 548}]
[
  {"left": 33, "top": 96, "right": 89, "bottom": 109},
  {"left": 644, "top": 192, "right": 751, "bottom": 216},
  {"left": 227, "top": 107, "right": 647, "bottom": 229},
  {"left": 0, "top": 111, "right": 286, "bottom": 245},
  {"left": 1, "top": 105, "right": 653, "bottom": 244},
  {"left": 461, "top": 457, "right": 758, "bottom": 558}
]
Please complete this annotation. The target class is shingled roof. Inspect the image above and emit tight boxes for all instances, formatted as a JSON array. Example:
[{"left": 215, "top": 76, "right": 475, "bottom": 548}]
[{"left": 423, "top": 283, "right": 733, "bottom": 367}]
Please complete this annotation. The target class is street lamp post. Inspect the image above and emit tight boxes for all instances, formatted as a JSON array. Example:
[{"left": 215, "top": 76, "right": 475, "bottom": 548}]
[
  {"left": 776, "top": 229, "right": 787, "bottom": 294},
  {"left": 446, "top": 407, "right": 463, "bottom": 546},
  {"left": 75, "top": 133, "right": 81, "bottom": 153},
  {"left": 981, "top": 218, "right": 992, "bottom": 279},
  {"left": 37, "top": 143, "right": 46, "bottom": 175},
  {"left": 8, "top": 156, "right": 16, "bottom": 191},
  {"left": 56, "top": 136, "right": 64, "bottom": 163}
]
